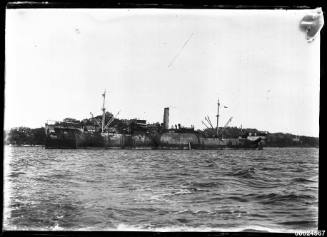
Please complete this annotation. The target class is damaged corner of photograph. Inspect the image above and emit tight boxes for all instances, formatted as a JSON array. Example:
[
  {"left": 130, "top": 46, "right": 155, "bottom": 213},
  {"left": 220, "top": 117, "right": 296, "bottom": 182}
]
[{"left": 300, "top": 7, "right": 324, "bottom": 42}]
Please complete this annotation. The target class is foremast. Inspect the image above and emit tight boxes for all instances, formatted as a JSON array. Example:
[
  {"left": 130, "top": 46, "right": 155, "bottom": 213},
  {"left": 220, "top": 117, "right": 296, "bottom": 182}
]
[{"left": 101, "top": 90, "right": 106, "bottom": 133}]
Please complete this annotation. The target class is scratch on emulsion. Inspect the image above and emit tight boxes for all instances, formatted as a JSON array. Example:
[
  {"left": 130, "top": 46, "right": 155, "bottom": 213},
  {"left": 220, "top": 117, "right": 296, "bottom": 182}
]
[{"left": 168, "top": 33, "right": 194, "bottom": 68}]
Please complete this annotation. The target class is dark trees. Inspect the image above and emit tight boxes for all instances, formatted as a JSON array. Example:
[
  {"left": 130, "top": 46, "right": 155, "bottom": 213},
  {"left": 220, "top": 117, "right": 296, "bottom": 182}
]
[{"left": 6, "top": 127, "right": 46, "bottom": 145}]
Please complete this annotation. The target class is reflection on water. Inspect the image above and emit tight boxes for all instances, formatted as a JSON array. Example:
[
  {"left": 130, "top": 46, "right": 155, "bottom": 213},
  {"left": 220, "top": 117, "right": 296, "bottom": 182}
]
[{"left": 4, "top": 146, "right": 318, "bottom": 232}]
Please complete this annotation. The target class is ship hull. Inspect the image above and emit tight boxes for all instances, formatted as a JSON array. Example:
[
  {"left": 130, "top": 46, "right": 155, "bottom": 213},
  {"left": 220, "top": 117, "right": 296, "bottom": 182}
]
[{"left": 45, "top": 129, "right": 263, "bottom": 150}]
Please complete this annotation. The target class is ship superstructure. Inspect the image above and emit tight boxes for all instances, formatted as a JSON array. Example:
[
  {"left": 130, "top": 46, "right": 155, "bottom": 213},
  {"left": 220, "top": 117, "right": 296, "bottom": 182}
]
[{"left": 45, "top": 91, "right": 265, "bottom": 149}]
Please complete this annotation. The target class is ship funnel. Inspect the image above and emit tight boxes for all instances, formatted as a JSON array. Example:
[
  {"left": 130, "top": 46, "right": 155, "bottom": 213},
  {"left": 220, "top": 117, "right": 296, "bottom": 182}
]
[{"left": 163, "top": 107, "right": 169, "bottom": 130}]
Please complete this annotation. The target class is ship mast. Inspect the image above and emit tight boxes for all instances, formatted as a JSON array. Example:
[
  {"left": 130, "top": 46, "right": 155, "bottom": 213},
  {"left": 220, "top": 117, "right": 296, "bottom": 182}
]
[
  {"left": 216, "top": 98, "right": 220, "bottom": 138},
  {"left": 101, "top": 90, "right": 106, "bottom": 133}
]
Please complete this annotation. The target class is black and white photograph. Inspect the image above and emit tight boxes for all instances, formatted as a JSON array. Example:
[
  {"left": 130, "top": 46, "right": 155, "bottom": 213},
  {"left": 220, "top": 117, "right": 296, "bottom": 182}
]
[{"left": 4, "top": 6, "right": 321, "bottom": 233}]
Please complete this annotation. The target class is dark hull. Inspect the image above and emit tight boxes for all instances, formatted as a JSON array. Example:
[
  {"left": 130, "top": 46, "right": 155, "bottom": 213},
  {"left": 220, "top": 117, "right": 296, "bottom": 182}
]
[{"left": 45, "top": 130, "right": 263, "bottom": 150}]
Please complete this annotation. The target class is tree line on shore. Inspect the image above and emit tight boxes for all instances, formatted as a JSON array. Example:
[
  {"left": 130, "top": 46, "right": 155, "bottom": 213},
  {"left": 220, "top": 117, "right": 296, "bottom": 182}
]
[
  {"left": 4, "top": 126, "right": 319, "bottom": 147},
  {"left": 4, "top": 127, "right": 45, "bottom": 146}
]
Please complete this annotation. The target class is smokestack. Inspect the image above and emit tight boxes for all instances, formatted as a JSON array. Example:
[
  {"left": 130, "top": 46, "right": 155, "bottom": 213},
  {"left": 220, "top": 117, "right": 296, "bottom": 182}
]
[{"left": 163, "top": 107, "right": 169, "bottom": 130}]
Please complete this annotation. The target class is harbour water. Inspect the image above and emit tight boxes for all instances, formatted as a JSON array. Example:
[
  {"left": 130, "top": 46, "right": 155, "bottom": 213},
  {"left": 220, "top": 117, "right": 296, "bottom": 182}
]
[{"left": 3, "top": 146, "right": 318, "bottom": 232}]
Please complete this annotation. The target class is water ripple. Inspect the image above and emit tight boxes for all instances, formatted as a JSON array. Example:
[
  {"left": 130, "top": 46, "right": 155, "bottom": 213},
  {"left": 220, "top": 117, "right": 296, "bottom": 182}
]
[{"left": 4, "top": 146, "right": 318, "bottom": 232}]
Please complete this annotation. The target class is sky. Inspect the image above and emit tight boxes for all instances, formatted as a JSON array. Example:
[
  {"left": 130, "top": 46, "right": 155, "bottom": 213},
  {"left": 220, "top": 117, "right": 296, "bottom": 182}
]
[{"left": 5, "top": 9, "right": 320, "bottom": 137}]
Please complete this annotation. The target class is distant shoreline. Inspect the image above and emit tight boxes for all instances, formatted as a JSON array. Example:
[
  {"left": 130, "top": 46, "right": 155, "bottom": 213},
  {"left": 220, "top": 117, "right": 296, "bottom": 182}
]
[
  {"left": 4, "top": 126, "right": 319, "bottom": 148},
  {"left": 4, "top": 144, "right": 319, "bottom": 149}
]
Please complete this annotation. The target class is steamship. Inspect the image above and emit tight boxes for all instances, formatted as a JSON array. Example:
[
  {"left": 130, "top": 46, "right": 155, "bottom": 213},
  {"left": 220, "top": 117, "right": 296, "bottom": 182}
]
[{"left": 45, "top": 91, "right": 265, "bottom": 149}]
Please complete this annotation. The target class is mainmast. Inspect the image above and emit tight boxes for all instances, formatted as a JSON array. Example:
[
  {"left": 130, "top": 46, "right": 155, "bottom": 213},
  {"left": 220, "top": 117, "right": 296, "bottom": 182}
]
[
  {"left": 216, "top": 98, "right": 220, "bottom": 138},
  {"left": 101, "top": 90, "right": 106, "bottom": 133}
]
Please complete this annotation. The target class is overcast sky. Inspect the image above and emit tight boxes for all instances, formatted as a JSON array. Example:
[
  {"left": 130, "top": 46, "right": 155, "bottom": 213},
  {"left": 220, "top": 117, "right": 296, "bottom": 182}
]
[{"left": 5, "top": 9, "right": 320, "bottom": 137}]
